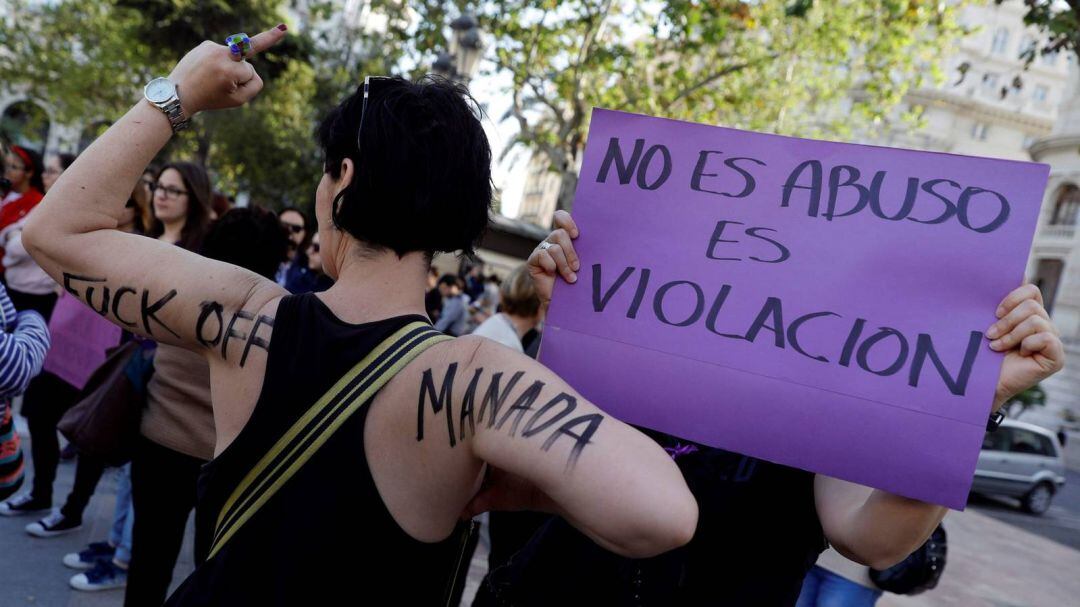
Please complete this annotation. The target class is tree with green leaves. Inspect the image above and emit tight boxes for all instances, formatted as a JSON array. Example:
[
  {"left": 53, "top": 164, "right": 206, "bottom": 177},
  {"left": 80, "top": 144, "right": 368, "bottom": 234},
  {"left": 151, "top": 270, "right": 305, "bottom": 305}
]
[
  {"left": 1000, "top": 0, "right": 1080, "bottom": 64},
  {"left": 384, "top": 0, "right": 971, "bottom": 218},
  {"left": 0, "top": 0, "right": 337, "bottom": 206}
]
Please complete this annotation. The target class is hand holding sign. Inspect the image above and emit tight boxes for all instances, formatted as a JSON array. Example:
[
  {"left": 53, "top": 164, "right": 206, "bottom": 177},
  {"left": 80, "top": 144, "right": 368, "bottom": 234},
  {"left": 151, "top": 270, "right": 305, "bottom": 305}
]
[
  {"left": 988, "top": 285, "right": 1065, "bottom": 411},
  {"left": 529, "top": 210, "right": 582, "bottom": 305},
  {"left": 167, "top": 24, "right": 288, "bottom": 116}
]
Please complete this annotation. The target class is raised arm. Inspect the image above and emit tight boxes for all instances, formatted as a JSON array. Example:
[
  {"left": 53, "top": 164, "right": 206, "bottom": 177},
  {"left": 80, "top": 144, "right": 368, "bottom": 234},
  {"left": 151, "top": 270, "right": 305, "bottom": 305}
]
[
  {"left": 21, "top": 28, "right": 289, "bottom": 359},
  {"left": 417, "top": 336, "right": 697, "bottom": 558}
]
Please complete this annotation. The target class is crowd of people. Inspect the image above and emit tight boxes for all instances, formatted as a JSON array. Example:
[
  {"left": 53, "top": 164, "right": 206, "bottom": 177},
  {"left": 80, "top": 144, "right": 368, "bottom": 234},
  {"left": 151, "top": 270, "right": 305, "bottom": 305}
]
[{"left": 0, "top": 24, "right": 1067, "bottom": 607}]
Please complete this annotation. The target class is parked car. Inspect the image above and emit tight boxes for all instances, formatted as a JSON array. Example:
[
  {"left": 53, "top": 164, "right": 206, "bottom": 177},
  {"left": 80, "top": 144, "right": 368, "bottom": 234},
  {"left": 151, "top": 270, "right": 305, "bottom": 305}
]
[{"left": 971, "top": 419, "right": 1066, "bottom": 515}]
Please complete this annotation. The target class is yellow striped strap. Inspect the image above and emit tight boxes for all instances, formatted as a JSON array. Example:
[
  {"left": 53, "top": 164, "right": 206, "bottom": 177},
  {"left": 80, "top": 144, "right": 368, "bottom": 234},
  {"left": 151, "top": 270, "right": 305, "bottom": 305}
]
[{"left": 207, "top": 321, "right": 451, "bottom": 560}]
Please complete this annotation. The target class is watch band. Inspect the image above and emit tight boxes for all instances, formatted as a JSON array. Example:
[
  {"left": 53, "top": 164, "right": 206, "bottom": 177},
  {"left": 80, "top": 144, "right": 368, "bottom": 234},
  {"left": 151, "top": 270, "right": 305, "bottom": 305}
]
[
  {"left": 160, "top": 98, "right": 191, "bottom": 132},
  {"left": 987, "top": 409, "right": 1006, "bottom": 432}
]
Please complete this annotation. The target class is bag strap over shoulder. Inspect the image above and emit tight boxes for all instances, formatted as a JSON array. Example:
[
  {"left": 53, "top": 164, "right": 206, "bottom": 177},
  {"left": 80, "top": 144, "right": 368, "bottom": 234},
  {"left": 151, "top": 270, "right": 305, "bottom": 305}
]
[{"left": 208, "top": 321, "right": 452, "bottom": 560}]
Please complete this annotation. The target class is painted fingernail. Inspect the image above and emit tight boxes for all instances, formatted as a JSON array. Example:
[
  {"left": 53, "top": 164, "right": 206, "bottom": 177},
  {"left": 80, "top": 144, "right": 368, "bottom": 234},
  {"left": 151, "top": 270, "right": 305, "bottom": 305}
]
[
  {"left": 986, "top": 326, "right": 999, "bottom": 339},
  {"left": 277, "top": 23, "right": 288, "bottom": 31}
]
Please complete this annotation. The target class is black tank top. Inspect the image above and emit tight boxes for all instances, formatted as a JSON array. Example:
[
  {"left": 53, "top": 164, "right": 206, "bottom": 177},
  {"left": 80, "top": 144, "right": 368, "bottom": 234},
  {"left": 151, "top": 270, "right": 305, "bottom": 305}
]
[
  {"left": 480, "top": 430, "right": 827, "bottom": 606},
  {"left": 166, "top": 294, "right": 467, "bottom": 606}
]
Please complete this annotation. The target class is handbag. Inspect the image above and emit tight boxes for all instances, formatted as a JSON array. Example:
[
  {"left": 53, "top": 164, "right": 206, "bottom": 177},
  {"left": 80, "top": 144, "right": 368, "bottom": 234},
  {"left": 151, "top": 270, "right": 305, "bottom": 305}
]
[
  {"left": 57, "top": 340, "right": 154, "bottom": 466},
  {"left": 869, "top": 524, "right": 947, "bottom": 595}
]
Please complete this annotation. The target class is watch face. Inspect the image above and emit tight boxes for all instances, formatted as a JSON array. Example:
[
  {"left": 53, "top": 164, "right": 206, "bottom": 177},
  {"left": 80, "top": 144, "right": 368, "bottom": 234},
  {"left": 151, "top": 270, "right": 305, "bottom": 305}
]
[{"left": 145, "top": 78, "right": 175, "bottom": 104}]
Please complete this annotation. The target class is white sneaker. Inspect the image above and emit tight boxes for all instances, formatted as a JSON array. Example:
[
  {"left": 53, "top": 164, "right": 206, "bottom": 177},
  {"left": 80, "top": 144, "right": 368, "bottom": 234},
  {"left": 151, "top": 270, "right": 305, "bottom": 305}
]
[
  {"left": 26, "top": 510, "right": 82, "bottom": 538},
  {"left": 70, "top": 559, "right": 127, "bottom": 591},
  {"left": 0, "top": 493, "right": 50, "bottom": 517}
]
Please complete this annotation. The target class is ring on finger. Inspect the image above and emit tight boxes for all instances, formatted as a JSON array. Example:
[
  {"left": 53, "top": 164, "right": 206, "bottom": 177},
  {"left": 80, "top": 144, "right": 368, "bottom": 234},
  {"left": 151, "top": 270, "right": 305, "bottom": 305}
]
[
  {"left": 226, "top": 33, "right": 252, "bottom": 60},
  {"left": 538, "top": 241, "right": 554, "bottom": 251}
]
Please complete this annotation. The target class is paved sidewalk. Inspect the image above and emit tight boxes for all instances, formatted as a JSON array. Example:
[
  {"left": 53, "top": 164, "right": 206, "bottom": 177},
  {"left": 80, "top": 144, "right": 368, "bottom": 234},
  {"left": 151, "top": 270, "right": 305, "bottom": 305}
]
[
  {"left": 0, "top": 417, "right": 195, "bottom": 607},
  {"left": 880, "top": 506, "right": 1080, "bottom": 607}
]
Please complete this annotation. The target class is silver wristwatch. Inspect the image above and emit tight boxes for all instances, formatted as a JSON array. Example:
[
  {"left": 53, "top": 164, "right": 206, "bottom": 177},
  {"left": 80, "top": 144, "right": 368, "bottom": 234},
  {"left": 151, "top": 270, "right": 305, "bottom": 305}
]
[{"left": 144, "top": 77, "right": 191, "bottom": 132}]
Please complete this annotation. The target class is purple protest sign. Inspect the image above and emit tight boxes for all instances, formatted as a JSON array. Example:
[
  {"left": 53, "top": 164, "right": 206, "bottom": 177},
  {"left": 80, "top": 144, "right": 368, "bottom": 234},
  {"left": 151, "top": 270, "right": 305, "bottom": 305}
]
[{"left": 540, "top": 109, "right": 1049, "bottom": 509}]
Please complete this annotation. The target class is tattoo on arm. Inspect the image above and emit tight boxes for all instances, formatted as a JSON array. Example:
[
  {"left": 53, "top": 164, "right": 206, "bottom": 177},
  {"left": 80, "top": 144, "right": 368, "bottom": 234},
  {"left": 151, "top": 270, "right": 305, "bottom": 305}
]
[
  {"left": 417, "top": 365, "right": 604, "bottom": 469},
  {"left": 196, "top": 301, "right": 274, "bottom": 366},
  {"left": 62, "top": 271, "right": 274, "bottom": 367},
  {"left": 65, "top": 272, "right": 179, "bottom": 338}
]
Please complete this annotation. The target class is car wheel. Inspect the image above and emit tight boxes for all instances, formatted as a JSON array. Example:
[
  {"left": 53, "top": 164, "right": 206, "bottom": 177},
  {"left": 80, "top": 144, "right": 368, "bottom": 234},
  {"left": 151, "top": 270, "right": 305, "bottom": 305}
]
[{"left": 1022, "top": 482, "right": 1054, "bottom": 515}]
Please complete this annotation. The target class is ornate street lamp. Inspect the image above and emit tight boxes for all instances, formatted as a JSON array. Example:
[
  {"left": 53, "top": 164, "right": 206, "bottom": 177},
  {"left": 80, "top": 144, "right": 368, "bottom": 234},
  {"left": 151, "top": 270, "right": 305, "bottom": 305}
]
[{"left": 433, "top": 13, "right": 484, "bottom": 83}]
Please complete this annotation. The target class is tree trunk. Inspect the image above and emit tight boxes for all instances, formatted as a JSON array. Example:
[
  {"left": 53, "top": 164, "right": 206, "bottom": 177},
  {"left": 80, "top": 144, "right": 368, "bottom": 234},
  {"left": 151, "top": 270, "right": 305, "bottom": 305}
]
[
  {"left": 196, "top": 129, "right": 211, "bottom": 167},
  {"left": 555, "top": 170, "right": 579, "bottom": 219}
]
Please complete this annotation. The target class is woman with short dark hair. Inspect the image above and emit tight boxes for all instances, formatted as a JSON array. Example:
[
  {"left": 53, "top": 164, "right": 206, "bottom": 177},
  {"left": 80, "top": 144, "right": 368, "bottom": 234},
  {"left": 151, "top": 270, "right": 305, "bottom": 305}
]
[{"left": 24, "top": 27, "right": 697, "bottom": 605}]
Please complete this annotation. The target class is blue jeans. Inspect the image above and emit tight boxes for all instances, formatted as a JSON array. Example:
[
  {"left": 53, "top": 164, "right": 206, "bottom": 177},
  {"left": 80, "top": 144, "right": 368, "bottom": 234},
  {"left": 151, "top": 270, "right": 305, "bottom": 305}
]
[
  {"left": 108, "top": 464, "right": 134, "bottom": 565},
  {"left": 796, "top": 565, "right": 882, "bottom": 607}
]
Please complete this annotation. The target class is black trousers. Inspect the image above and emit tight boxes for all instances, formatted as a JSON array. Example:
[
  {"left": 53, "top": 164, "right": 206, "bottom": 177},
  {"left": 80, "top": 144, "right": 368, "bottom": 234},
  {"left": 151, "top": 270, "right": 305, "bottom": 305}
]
[
  {"left": 59, "top": 454, "right": 107, "bottom": 521},
  {"left": 22, "top": 371, "right": 81, "bottom": 504},
  {"left": 127, "top": 436, "right": 205, "bottom": 607}
]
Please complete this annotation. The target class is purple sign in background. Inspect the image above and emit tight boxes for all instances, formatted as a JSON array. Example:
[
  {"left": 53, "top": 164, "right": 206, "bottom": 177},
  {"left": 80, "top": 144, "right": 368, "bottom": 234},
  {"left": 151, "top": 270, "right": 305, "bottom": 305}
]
[{"left": 540, "top": 109, "right": 1049, "bottom": 509}]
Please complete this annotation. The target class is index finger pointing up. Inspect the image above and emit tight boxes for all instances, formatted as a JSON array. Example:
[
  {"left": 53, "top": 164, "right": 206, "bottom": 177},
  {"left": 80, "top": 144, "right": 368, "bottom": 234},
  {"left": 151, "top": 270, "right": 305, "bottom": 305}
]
[{"left": 248, "top": 24, "right": 288, "bottom": 56}]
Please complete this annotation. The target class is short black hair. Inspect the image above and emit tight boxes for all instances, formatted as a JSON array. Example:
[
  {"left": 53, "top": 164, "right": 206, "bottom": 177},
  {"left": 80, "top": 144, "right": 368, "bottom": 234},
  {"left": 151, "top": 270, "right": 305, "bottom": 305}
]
[
  {"left": 57, "top": 153, "right": 77, "bottom": 171},
  {"left": 279, "top": 206, "right": 312, "bottom": 249},
  {"left": 200, "top": 206, "right": 290, "bottom": 280},
  {"left": 317, "top": 75, "right": 492, "bottom": 257},
  {"left": 437, "top": 274, "right": 462, "bottom": 289}
]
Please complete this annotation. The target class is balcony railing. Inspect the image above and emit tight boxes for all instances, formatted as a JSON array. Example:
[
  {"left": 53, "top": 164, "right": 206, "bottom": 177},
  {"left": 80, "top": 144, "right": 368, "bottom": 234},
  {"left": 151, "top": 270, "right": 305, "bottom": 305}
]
[{"left": 1040, "top": 224, "right": 1077, "bottom": 240}]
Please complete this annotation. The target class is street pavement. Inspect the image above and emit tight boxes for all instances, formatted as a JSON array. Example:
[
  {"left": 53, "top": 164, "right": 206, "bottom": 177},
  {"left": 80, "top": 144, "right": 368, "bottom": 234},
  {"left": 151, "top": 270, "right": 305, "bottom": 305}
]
[
  {"left": 880, "top": 505, "right": 1080, "bottom": 607},
  {"left": 968, "top": 468, "right": 1080, "bottom": 551}
]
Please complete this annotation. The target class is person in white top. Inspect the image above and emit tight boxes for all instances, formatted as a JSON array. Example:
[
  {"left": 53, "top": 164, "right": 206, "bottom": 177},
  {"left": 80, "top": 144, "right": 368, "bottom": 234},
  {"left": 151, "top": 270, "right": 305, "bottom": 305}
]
[{"left": 471, "top": 265, "right": 543, "bottom": 352}]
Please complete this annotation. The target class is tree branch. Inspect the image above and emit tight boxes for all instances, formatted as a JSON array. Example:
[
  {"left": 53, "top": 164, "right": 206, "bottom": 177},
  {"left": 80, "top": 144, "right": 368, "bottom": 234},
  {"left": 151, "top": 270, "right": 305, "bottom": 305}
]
[{"left": 663, "top": 51, "right": 781, "bottom": 111}]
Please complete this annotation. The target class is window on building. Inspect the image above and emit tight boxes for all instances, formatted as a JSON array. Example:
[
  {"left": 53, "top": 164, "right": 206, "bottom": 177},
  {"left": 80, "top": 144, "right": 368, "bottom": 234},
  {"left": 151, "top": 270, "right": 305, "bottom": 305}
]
[
  {"left": 991, "top": 27, "right": 1010, "bottom": 54},
  {"left": 982, "top": 72, "right": 1000, "bottom": 90},
  {"left": 1019, "top": 35, "right": 1036, "bottom": 59},
  {"left": 971, "top": 122, "right": 990, "bottom": 141},
  {"left": 1034, "top": 85, "right": 1049, "bottom": 103},
  {"left": 1034, "top": 258, "right": 1065, "bottom": 316},
  {"left": 1051, "top": 184, "right": 1080, "bottom": 225},
  {"left": 1041, "top": 51, "right": 1059, "bottom": 67},
  {"left": 0, "top": 100, "right": 51, "bottom": 151}
]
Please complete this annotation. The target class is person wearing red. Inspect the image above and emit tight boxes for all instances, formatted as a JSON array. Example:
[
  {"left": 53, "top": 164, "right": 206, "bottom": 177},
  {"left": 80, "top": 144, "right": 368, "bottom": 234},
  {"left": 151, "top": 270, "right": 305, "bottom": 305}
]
[{"left": 1, "top": 145, "right": 45, "bottom": 234}]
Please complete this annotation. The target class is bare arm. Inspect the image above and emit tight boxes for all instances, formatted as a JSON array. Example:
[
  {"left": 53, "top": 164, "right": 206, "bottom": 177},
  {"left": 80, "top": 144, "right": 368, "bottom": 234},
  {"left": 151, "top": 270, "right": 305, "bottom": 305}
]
[
  {"left": 416, "top": 336, "right": 698, "bottom": 558},
  {"left": 814, "top": 475, "right": 945, "bottom": 569},
  {"left": 22, "top": 29, "right": 288, "bottom": 360},
  {"left": 817, "top": 284, "right": 1065, "bottom": 568}
]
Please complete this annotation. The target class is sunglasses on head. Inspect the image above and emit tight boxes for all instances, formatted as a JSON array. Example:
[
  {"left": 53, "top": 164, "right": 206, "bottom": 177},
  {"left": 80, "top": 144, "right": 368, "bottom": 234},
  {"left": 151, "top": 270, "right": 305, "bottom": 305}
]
[{"left": 356, "top": 76, "right": 396, "bottom": 155}]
